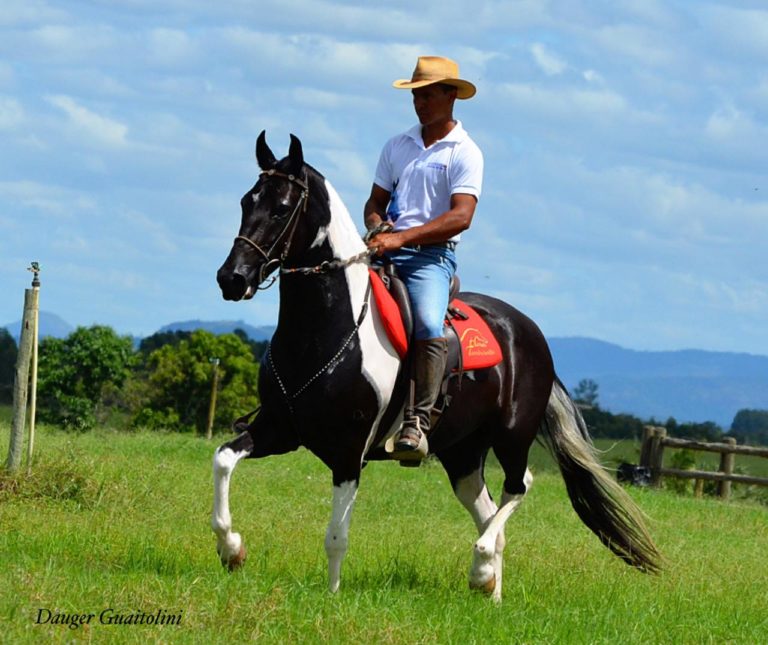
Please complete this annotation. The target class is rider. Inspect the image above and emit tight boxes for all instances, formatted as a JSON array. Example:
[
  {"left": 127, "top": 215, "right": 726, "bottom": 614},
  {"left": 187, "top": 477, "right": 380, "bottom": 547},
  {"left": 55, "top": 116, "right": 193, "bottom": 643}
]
[{"left": 364, "top": 56, "right": 484, "bottom": 460}]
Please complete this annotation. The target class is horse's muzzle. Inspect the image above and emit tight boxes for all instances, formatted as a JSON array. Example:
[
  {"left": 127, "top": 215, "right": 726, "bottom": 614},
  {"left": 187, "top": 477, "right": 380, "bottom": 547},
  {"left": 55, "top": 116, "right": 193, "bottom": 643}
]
[{"left": 217, "top": 268, "right": 249, "bottom": 301}]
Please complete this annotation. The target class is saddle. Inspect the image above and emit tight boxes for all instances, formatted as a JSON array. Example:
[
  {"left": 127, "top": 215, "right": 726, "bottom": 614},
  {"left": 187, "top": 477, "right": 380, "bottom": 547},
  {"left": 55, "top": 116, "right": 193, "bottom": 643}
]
[{"left": 369, "top": 264, "right": 503, "bottom": 418}]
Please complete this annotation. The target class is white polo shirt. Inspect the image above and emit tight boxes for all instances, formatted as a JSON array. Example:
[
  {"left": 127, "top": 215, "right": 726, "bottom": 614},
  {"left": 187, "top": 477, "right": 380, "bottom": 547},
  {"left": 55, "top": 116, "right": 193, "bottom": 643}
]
[{"left": 373, "top": 121, "right": 483, "bottom": 242}]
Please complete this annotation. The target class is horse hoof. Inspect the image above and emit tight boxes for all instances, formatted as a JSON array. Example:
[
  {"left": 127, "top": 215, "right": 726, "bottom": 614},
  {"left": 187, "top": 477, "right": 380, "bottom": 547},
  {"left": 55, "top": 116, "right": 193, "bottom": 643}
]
[
  {"left": 469, "top": 573, "right": 496, "bottom": 595},
  {"left": 226, "top": 544, "right": 247, "bottom": 571}
]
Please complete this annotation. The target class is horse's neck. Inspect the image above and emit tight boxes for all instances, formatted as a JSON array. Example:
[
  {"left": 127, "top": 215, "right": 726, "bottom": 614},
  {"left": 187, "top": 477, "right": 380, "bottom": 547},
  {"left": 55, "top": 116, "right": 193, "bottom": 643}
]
[
  {"left": 318, "top": 179, "right": 367, "bottom": 265},
  {"left": 275, "top": 179, "right": 370, "bottom": 344}
]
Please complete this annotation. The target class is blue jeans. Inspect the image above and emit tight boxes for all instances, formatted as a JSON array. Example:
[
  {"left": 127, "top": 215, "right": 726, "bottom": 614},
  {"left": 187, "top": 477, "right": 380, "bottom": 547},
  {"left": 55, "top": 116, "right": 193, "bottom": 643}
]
[{"left": 384, "top": 246, "right": 457, "bottom": 340}]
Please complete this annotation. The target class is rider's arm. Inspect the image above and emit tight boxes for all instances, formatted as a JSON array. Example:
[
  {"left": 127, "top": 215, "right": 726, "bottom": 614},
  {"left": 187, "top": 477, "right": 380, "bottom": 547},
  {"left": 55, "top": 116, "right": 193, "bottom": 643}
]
[
  {"left": 368, "top": 193, "right": 477, "bottom": 255},
  {"left": 364, "top": 184, "right": 391, "bottom": 231}
]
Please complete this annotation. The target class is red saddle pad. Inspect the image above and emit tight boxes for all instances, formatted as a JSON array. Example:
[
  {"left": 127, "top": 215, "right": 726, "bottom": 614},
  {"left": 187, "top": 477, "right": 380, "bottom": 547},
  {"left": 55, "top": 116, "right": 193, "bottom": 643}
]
[
  {"left": 369, "top": 269, "right": 408, "bottom": 358},
  {"left": 446, "top": 298, "right": 504, "bottom": 371},
  {"left": 369, "top": 270, "right": 503, "bottom": 370}
]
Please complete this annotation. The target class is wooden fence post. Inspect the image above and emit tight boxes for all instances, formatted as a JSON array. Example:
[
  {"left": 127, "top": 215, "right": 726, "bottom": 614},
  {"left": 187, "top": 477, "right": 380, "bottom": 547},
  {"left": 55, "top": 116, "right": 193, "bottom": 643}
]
[
  {"left": 5, "top": 279, "right": 38, "bottom": 472},
  {"left": 205, "top": 358, "right": 220, "bottom": 440},
  {"left": 639, "top": 425, "right": 655, "bottom": 468},
  {"left": 718, "top": 437, "right": 737, "bottom": 499},
  {"left": 26, "top": 264, "right": 40, "bottom": 474},
  {"left": 649, "top": 426, "right": 667, "bottom": 487}
]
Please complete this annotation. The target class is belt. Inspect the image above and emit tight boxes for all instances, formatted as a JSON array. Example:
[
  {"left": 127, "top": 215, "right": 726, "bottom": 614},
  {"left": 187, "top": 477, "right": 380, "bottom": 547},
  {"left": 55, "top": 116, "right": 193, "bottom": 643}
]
[{"left": 402, "top": 241, "right": 457, "bottom": 252}]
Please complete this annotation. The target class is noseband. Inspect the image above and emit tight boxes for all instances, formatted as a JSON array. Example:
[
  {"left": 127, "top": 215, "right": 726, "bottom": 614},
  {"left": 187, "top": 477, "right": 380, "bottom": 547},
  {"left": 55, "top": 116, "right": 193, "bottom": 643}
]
[{"left": 235, "top": 169, "right": 309, "bottom": 288}]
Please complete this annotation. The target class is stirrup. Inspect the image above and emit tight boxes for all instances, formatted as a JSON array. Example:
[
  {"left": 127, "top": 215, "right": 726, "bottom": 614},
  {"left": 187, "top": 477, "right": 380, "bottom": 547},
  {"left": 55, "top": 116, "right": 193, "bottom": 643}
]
[{"left": 385, "top": 421, "right": 429, "bottom": 462}]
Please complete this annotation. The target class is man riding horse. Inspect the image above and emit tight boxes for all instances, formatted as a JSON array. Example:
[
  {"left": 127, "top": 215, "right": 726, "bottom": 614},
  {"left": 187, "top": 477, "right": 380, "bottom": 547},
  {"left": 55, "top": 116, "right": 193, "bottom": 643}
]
[{"left": 364, "top": 55, "right": 484, "bottom": 461}]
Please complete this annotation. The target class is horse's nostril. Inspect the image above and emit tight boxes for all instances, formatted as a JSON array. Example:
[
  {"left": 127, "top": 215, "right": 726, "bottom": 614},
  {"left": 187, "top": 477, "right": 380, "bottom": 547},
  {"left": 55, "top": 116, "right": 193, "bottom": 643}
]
[{"left": 218, "top": 270, "right": 247, "bottom": 301}]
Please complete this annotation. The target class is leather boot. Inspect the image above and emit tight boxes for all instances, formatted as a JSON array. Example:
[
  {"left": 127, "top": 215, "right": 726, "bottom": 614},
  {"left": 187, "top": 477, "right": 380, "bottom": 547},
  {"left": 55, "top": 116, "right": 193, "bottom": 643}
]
[{"left": 390, "top": 337, "right": 448, "bottom": 461}]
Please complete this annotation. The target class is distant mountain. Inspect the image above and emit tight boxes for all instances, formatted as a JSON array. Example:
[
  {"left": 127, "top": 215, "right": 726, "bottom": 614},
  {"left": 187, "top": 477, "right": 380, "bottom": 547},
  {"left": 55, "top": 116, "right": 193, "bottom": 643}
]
[
  {"left": 157, "top": 320, "right": 276, "bottom": 341},
  {"left": 549, "top": 337, "right": 768, "bottom": 428},
  {"left": 3, "top": 311, "right": 74, "bottom": 342}
]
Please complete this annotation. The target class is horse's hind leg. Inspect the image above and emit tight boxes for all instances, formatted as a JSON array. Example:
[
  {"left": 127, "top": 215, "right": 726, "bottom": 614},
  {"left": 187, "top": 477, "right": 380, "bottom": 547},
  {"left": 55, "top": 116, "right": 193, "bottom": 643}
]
[
  {"left": 441, "top": 429, "right": 535, "bottom": 602},
  {"left": 439, "top": 440, "right": 505, "bottom": 600},
  {"left": 211, "top": 431, "right": 253, "bottom": 570},
  {"left": 471, "top": 426, "right": 537, "bottom": 600},
  {"left": 472, "top": 466, "right": 532, "bottom": 602}
]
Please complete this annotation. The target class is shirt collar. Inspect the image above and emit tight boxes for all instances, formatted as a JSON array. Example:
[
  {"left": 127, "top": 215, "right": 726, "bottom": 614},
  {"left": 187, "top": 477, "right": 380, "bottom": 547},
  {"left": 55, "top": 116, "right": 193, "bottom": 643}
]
[{"left": 406, "top": 120, "right": 468, "bottom": 148}]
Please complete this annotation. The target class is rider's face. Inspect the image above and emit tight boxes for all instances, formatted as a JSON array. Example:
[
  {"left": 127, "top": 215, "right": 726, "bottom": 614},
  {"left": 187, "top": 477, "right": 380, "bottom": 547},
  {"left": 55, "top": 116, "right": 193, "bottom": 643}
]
[{"left": 412, "top": 85, "right": 456, "bottom": 126}]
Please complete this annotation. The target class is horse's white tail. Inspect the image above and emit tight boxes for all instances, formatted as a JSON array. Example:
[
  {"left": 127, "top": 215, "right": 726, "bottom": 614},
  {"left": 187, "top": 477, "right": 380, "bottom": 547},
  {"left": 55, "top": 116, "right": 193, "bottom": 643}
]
[{"left": 539, "top": 378, "right": 662, "bottom": 573}]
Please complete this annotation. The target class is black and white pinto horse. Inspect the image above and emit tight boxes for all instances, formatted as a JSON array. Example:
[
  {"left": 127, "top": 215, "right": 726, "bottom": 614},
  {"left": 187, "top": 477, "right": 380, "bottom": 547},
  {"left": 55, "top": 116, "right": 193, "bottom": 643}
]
[{"left": 213, "top": 133, "right": 660, "bottom": 601}]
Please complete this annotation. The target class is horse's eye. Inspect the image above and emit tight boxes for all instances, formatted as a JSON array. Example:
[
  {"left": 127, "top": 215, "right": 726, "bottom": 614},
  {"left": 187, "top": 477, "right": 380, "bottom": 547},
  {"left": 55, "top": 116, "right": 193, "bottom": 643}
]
[{"left": 272, "top": 204, "right": 291, "bottom": 219}]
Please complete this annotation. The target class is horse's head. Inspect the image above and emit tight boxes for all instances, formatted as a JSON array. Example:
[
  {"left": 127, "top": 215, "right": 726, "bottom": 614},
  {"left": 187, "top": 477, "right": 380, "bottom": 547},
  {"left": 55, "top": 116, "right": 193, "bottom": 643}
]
[{"left": 217, "top": 131, "right": 323, "bottom": 301}]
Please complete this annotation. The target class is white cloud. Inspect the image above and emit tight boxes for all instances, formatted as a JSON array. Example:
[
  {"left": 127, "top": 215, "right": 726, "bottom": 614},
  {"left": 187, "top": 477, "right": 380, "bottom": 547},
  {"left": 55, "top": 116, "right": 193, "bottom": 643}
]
[
  {"left": 582, "top": 69, "right": 603, "bottom": 84},
  {"left": 530, "top": 43, "right": 567, "bottom": 76},
  {"left": 46, "top": 95, "right": 128, "bottom": 146},
  {"left": 146, "top": 28, "right": 197, "bottom": 67},
  {"left": 0, "top": 96, "right": 24, "bottom": 129},
  {"left": 0, "top": 62, "right": 15, "bottom": 86},
  {"left": 495, "top": 82, "right": 630, "bottom": 121},
  {"left": 591, "top": 23, "right": 681, "bottom": 67},
  {"left": 705, "top": 104, "right": 758, "bottom": 140},
  {"left": 0, "top": 0, "right": 69, "bottom": 27},
  {"left": 0, "top": 180, "right": 97, "bottom": 216},
  {"left": 0, "top": 0, "right": 766, "bottom": 354},
  {"left": 22, "top": 24, "right": 123, "bottom": 63},
  {"left": 701, "top": 5, "right": 768, "bottom": 61}
]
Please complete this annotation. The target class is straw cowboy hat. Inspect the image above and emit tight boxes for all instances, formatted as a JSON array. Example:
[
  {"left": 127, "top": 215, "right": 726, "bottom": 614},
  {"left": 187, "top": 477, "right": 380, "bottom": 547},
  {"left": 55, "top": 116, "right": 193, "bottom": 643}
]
[{"left": 393, "top": 56, "right": 476, "bottom": 99}]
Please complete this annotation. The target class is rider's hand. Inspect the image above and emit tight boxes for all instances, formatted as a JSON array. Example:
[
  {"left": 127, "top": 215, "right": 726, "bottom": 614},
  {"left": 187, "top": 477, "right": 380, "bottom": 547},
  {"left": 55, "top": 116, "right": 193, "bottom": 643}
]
[{"left": 367, "top": 231, "right": 405, "bottom": 256}]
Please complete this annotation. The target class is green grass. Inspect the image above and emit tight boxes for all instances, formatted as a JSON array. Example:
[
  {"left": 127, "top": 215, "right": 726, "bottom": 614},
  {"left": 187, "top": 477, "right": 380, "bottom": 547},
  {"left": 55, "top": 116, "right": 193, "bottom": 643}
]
[{"left": 1, "top": 421, "right": 767, "bottom": 644}]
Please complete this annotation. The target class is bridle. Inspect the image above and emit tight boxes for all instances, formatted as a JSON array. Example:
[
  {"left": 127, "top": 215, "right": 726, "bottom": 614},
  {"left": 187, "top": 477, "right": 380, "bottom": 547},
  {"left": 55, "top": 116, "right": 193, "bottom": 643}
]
[
  {"left": 234, "top": 167, "right": 377, "bottom": 288},
  {"left": 235, "top": 168, "right": 310, "bottom": 288}
]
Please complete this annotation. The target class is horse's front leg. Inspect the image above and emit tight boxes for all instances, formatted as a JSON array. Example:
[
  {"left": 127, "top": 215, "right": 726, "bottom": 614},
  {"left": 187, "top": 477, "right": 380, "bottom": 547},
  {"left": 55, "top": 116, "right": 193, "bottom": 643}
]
[
  {"left": 211, "top": 431, "right": 253, "bottom": 570},
  {"left": 211, "top": 416, "right": 300, "bottom": 572},
  {"left": 325, "top": 474, "right": 360, "bottom": 593}
]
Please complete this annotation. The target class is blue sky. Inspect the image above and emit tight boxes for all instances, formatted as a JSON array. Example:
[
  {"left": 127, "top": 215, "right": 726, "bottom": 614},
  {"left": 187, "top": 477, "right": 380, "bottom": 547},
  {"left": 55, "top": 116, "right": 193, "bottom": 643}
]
[{"left": 1, "top": 1, "right": 766, "bottom": 355}]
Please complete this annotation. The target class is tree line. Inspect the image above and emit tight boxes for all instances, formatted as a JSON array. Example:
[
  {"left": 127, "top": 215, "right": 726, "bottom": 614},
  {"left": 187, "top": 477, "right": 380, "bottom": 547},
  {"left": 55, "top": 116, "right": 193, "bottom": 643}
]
[
  {"left": 0, "top": 325, "right": 266, "bottom": 434},
  {"left": 571, "top": 378, "right": 768, "bottom": 446},
  {"left": 1, "top": 327, "right": 767, "bottom": 444}
]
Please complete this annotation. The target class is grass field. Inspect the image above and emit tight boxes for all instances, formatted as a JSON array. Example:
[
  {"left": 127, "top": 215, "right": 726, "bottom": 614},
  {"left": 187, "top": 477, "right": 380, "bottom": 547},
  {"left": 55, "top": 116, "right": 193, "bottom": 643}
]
[{"left": 1, "top": 418, "right": 767, "bottom": 644}]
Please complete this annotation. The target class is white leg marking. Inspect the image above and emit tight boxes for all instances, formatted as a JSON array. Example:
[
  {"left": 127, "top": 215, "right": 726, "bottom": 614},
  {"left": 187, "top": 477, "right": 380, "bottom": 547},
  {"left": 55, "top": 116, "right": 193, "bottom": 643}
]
[
  {"left": 325, "top": 480, "right": 358, "bottom": 593},
  {"left": 211, "top": 446, "right": 249, "bottom": 566},
  {"left": 472, "top": 468, "right": 533, "bottom": 602},
  {"left": 455, "top": 472, "right": 501, "bottom": 596},
  {"left": 454, "top": 471, "right": 499, "bottom": 532}
]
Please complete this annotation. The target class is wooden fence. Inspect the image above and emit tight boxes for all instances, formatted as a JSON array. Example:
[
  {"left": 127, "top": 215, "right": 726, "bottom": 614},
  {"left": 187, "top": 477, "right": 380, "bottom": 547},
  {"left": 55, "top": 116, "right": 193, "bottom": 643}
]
[{"left": 639, "top": 426, "right": 768, "bottom": 499}]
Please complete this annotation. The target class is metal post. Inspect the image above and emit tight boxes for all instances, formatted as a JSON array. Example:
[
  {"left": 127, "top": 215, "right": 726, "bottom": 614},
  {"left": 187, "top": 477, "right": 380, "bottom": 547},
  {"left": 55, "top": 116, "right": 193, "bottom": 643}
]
[{"left": 206, "top": 358, "right": 220, "bottom": 440}]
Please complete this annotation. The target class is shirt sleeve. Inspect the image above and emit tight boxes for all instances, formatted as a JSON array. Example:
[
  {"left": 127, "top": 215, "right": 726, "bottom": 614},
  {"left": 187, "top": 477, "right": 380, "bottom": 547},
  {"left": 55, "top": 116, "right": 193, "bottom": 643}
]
[
  {"left": 373, "top": 139, "right": 394, "bottom": 192},
  {"left": 449, "top": 140, "right": 484, "bottom": 199}
]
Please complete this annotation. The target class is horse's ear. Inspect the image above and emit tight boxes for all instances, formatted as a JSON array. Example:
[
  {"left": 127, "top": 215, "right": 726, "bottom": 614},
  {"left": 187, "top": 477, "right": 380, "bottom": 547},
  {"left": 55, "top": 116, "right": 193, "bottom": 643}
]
[
  {"left": 256, "top": 130, "right": 277, "bottom": 170},
  {"left": 288, "top": 133, "right": 304, "bottom": 176}
]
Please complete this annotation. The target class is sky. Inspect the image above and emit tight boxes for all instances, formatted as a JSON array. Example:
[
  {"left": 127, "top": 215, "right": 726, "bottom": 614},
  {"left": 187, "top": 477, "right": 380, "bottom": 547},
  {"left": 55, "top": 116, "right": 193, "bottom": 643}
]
[{"left": 1, "top": 0, "right": 766, "bottom": 356}]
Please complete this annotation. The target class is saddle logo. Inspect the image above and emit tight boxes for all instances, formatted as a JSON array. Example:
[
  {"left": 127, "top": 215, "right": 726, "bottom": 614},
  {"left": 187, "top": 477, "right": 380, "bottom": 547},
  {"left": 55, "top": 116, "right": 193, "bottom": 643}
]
[{"left": 460, "top": 327, "right": 494, "bottom": 357}]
